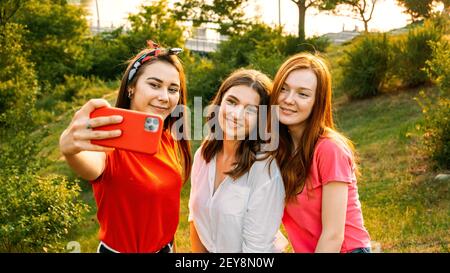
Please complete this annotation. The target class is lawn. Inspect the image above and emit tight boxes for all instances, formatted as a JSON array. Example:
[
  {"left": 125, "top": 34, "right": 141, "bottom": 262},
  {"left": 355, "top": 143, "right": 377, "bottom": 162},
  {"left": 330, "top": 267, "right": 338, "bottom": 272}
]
[{"left": 44, "top": 84, "right": 448, "bottom": 253}]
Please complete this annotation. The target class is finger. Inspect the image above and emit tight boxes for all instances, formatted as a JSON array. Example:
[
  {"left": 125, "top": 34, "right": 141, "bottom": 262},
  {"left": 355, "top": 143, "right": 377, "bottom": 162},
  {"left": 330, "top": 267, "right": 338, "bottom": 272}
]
[
  {"left": 74, "top": 129, "right": 122, "bottom": 141},
  {"left": 80, "top": 99, "right": 111, "bottom": 115},
  {"left": 80, "top": 142, "right": 116, "bottom": 153},
  {"left": 89, "top": 115, "right": 123, "bottom": 128}
]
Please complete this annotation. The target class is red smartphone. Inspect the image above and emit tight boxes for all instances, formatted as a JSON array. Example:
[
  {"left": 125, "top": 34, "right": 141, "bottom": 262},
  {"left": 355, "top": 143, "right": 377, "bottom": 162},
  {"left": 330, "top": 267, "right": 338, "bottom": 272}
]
[{"left": 90, "top": 107, "right": 163, "bottom": 154}]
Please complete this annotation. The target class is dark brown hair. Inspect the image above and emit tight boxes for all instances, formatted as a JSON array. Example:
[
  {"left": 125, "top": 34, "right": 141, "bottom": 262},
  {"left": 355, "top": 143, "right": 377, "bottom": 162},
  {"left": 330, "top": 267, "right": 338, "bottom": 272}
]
[
  {"left": 201, "top": 69, "right": 273, "bottom": 180},
  {"left": 116, "top": 48, "right": 192, "bottom": 183},
  {"left": 270, "top": 52, "right": 357, "bottom": 202}
]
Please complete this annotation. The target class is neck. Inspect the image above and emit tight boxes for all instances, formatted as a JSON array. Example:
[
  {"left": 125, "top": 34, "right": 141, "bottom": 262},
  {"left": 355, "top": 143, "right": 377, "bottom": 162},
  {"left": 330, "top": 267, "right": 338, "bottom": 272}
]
[
  {"left": 288, "top": 123, "right": 305, "bottom": 151},
  {"left": 221, "top": 139, "right": 238, "bottom": 160}
]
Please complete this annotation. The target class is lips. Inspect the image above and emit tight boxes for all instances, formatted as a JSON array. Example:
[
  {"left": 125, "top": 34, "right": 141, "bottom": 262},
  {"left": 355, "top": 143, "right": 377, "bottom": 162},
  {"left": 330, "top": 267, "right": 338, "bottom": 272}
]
[
  {"left": 150, "top": 105, "right": 169, "bottom": 111},
  {"left": 280, "top": 106, "right": 297, "bottom": 113},
  {"left": 225, "top": 117, "right": 243, "bottom": 127}
]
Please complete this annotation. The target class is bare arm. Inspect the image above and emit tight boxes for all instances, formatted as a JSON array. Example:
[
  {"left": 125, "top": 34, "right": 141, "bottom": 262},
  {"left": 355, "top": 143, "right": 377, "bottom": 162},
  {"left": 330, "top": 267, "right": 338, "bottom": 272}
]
[
  {"left": 190, "top": 222, "right": 208, "bottom": 253},
  {"left": 315, "top": 181, "right": 348, "bottom": 253},
  {"left": 59, "top": 99, "right": 123, "bottom": 181}
]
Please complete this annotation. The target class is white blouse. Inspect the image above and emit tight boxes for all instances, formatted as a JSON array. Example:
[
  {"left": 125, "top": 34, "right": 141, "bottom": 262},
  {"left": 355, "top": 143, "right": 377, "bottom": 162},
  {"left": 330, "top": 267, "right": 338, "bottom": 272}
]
[{"left": 188, "top": 147, "right": 286, "bottom": 253}]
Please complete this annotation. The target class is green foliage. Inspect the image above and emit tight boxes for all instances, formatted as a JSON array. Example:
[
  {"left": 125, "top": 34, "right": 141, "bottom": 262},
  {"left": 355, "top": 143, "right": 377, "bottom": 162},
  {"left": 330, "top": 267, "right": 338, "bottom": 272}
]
[
  {"left": 125, "top": 0, "right": 185, "bottom": 50},
  {"left": 173, "top": 0, "right": 249, "bottom": 35},
  {"left": 391, "top": 19, "right": 443, "bottom": 88},
  {"left": 396, "top": 0, "right": 449, "bottom": 21},
  {"left": 85, "top": 28, "right": 130, "bottom": 80},
  {"left": 186, "top": 24, "right": 289, "bottom": 103},
  {"left": 0, "top": 167, "right": 88, "bottom": 252},
  {"left": 87, "top": 0, "right": 185, "bottom": 80},
  {"left": 339, "top": 33, "right": 391, "bottom": 99},
  {"left": 0, "top": 125, "right": 89, "bottom": 252},
  {"left": 283, "top": 35, "right": 331, "bottom": 55},
  {"left": 183, "top": 53, "right": 218, "bottom": 103},
  {"left": 13, "top": 0, "right": 91, "bottom": 86},
  {"left": 0, "top": 23, "right": 38, "bottom": 127},
  {"left": 415, "top": 40, "right": 450, "bottom": 169}
]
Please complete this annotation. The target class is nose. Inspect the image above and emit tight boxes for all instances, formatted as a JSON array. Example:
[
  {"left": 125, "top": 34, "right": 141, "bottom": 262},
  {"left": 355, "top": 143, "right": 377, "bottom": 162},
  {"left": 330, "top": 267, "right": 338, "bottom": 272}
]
[
  {"left": 282, "top": 90, "right": 296, "bottom": 105},
  {"left": 226, "top": 104, "right": 244, "bottom": 121},
  {"left": 158, "top": 88, "right": 169, "bottom": 103}
]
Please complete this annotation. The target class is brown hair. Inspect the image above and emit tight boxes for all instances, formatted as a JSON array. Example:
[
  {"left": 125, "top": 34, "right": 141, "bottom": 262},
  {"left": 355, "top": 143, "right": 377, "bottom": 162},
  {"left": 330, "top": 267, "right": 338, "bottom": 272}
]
[
  {"left": 270, "top": 52, "right": 357, "bottom": 202},
  {"left": 201, "top": 69, "right": 273, "bottom": 179},
  {"left": 116, "top": 48, "right": 192, "bottom": 183}
]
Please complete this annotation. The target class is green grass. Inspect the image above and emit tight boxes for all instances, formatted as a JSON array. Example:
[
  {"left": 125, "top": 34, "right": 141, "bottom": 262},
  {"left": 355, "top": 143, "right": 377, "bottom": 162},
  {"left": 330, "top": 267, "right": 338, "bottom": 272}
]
[
  {"left": 334, "top": 88, "right": 449, "bottom": 252},
  {"left": 37, "top": 81, "right": 448, "bottom": 253}
]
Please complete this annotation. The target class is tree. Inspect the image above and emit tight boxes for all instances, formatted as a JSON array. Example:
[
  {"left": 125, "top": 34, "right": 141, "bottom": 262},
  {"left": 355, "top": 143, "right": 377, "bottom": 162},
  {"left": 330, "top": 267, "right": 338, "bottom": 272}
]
[
  {"left": 87, "top": 0, "right": 185, "bottom": 80},
  {"left": 0, "top": 0, "right": 28, "bottom": 26},
  {"left": 12, "top": 0, "right": 91, "bottom": 86},
  {"left": 290, "top": 1, "right": 338, "bottom": 40},
  {"left": 174, "top": 0, "right": 249, "bottom": 35},
  {"left": 397, "top": 0, "right": 449, "bottom": 21},
  {"left": 335, "top": 0, "right": 378, "bottom": 33},
  {"left": 126, "top": 0, "right": 185, "bottom": 50}
]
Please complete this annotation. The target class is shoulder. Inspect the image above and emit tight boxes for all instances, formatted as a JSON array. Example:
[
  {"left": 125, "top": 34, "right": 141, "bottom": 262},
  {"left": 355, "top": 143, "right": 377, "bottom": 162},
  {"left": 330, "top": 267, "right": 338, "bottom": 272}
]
[
  {"left": 315, "top": 135, "right": 353, "bottom": 161},
  {"left": 193, "top": 146, "right": 205, "bottom": 164},
  {"left": 248, "top": 154, "right": 281, "bottom": 182}
]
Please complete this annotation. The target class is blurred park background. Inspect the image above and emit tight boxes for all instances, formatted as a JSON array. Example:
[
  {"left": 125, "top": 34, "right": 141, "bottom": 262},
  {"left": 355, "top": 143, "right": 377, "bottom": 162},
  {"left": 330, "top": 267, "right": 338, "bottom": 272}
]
[{"left": 0, "top": 0, "right": 448, "bottom": 253}]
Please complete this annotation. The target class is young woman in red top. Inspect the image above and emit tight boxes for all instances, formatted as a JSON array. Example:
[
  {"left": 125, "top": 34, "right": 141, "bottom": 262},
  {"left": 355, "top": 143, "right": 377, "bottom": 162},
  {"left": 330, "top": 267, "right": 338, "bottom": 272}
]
[{"left": 59, "top": 43, "right": 192, "bottom": 253}]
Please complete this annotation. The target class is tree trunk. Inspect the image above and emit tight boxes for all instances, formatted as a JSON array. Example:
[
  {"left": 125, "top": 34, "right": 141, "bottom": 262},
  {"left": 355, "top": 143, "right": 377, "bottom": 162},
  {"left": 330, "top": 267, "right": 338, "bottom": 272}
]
[
  {"left": 363, "top": 20, "right": 368, "bottom": 33},
  {"left": 298, "top": 3, "right": 306, "bottom": 40}
]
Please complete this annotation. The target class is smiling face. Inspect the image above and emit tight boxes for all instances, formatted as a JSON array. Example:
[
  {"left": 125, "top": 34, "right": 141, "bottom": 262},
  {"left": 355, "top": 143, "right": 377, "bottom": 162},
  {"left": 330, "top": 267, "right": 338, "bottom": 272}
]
[
  {"left": 129, "top": 60, "right": 180, "bottom": 120},
  {"left": 277, "top": 69, "right": 317, "bottom": 132},
  {"left": 218, "top": 85, "right": 260, "bottom": 140}
]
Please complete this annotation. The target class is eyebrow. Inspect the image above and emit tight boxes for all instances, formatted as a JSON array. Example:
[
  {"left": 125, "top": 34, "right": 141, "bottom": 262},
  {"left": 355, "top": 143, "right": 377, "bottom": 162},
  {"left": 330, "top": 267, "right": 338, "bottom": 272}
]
[
  {"left": 227, "top": 94, "right": 258, "bottom": 107},
  {"left": 283, "top": 83, "right": 313, "bottom": 92},
  {"left": 146, "top": 77, "right": 180, "bottom": 87}
]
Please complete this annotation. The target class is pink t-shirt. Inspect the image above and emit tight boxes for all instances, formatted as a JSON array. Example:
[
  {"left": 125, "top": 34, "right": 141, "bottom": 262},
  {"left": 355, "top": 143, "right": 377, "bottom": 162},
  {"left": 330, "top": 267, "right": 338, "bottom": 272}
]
[{"left": 282, "top": 136, "right": 371, "bottom": 253}]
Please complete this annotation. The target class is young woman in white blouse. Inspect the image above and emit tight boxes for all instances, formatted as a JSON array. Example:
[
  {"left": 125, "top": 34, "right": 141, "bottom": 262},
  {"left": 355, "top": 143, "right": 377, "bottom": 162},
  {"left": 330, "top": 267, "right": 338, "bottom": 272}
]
[{"left": 188, "top": 69, "right": 286, "bottom": 253}]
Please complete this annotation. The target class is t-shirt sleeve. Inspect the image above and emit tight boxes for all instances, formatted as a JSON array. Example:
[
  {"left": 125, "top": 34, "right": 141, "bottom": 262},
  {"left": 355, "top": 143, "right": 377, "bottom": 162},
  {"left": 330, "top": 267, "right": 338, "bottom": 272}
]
[
  {"left": 188, "top": 147, "right": 203, "bottom": 222},
  {"left": 316, "top": 139, "right": 355, "bottom": 186}
]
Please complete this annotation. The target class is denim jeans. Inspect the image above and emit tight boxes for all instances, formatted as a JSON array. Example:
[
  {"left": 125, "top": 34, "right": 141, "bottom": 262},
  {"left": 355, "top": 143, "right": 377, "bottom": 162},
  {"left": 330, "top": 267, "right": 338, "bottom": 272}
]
[{"left": 349, "top": 247, "right": 371, "bottom": 253}]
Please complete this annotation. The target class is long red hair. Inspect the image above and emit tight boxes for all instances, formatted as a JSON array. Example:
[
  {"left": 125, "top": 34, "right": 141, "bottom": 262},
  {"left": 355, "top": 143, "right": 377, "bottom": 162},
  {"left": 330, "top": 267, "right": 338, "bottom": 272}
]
[{"left": 270, "top": 52, "right": 357, "bottom": 202}]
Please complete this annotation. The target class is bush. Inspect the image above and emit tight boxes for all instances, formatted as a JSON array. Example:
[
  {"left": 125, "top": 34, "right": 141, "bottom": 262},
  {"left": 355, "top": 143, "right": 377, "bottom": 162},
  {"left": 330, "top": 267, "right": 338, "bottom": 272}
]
[
  {"left": 0, "top": 168, "right": 88, "bottom": 252},
  {"left": 0, "top": 23, "right": 38, "bottom": 125},
  {"left": 391, "top": 19, "right": 443, "bottom": 88},
  {"left": 339, "top": 33, "right": 391, "bottom": 100},
  {"left": 0, "top": 126, "right": 89, "bottom": 252},
  {"left": 415, "top": 40, "right": 450, "bottom": 169},
  {"left": 283, "top": 35, "right": 330, "bottom": 55},
  {"left": 13, "top": 0, "right": 92, "bottom": 86}
]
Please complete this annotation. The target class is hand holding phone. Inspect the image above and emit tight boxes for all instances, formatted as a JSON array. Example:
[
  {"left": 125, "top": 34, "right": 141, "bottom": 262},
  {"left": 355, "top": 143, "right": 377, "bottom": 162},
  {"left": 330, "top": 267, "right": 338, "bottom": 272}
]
[{"left": 90, "top": 107, "right": 163, "bottom": 154}]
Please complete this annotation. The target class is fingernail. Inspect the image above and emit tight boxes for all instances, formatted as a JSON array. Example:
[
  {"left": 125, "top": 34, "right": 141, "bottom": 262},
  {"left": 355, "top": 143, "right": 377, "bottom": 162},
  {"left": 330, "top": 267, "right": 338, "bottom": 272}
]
[{"left": 115, "top": 116, "right": 123, "bottom": 122}]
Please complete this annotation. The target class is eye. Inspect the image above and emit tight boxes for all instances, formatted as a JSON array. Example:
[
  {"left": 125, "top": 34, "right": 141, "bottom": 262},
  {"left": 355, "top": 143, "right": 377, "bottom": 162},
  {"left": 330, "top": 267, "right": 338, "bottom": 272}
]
[
  {"left": 297, "top": 92, "right": 309, "bottom": 98},
  {"left": 168, "top": 87, "right": 180, "bottom": 94},
  {"left": 225, "top": 99, "right": 237, "bottom": 105},
  {"left": 149, "top": 82, "right": 160, "bottom": 89},
  {"left": 281, "top": 86, "right": 288, "bottom": 92},
  {"left": 245, "top": 106, "right": 258, "bottom": 115}
]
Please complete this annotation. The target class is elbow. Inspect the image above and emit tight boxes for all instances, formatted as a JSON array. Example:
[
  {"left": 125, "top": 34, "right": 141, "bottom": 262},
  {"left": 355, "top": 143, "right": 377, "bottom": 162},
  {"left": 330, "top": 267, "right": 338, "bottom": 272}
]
[{"left": 321, "top": 230, "right": 345, "bottom": 245}]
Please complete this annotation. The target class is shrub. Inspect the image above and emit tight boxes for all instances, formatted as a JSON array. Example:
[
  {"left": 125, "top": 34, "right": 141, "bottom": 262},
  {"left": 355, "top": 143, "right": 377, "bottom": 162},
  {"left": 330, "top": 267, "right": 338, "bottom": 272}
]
[
  {"left": 0, "top": 126, "right": 89, "bottom": 252},
  {"left": 283, "top": 35, "right": 330, "bottom": 55},
  {"left": 391, "top": 19, "right": 443, "bottom": 88},
  {"left": 0, "top": 168, "right": 88, "bottom": 252},
  {"left": 339, "top": 33, "right": 391, "bottom": 100},
  {"left": 415, "top": 40, "right": 450, "bottom": 169},
  {"left": 0, "top": 23, "right": 38, "bottom": 125}
]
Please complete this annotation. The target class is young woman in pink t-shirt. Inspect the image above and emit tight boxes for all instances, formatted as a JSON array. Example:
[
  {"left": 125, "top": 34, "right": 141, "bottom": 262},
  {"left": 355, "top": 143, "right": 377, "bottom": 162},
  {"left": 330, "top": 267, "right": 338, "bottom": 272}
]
[{"left": 269, "top": 53, "right": 371, "bottom": 253}]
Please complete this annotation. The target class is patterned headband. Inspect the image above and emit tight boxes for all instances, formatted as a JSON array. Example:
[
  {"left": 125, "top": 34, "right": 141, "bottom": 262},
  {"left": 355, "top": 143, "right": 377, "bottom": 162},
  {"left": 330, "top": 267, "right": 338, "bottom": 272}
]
[{"left": 127, "top": 41, "right": 182, "bottom": 84}]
